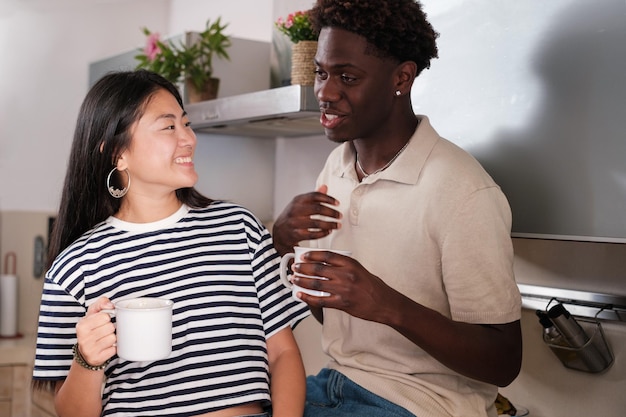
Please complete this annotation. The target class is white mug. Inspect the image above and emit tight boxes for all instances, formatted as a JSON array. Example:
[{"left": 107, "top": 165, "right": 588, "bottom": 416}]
[
  {"left": 104, "top": 297, "right": 174, "bottom": 362},
  {"left": 279, "top": 247, "right": 351, "bottom": 301}
]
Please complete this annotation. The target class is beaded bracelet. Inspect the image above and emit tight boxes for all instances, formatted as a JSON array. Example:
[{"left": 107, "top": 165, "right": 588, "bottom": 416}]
[{"left": 72, "top": 343, "right": 111, "bottom": 371}]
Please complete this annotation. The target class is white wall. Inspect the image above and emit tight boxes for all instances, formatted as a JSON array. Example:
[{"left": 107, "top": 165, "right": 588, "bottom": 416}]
[
  {"left": 0, "top": 0, "right": 170, "bottom": 212},
  {"left": 0, "top": 0, "right": 273, "bottom": 213},
  {"left": 169, "top": 0, "right": 272, "bottom": 42}
]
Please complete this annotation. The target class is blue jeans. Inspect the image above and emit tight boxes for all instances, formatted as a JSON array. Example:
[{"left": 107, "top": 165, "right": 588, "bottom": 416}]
[{"left": 304, "top": 369, "right": 416, "bottom": 417}]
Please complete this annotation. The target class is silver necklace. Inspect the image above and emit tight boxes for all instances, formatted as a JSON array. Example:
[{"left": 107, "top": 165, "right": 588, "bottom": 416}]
[{"left": 356, "top": 139, "right": 411, "bottom": 178}]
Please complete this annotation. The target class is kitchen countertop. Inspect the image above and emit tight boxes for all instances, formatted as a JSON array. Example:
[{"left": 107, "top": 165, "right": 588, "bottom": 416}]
[{"left": 0, "top": 334, "right": 36, "bottom": 365}]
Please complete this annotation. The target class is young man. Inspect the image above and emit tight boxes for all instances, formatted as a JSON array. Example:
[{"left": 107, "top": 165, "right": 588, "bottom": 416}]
[{"left": 272, "top": 1, "right": 522, "bottom": 416}]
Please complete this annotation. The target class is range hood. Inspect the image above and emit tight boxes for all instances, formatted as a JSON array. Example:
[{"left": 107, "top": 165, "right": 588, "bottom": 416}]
[{"left": 186, "top": 85, "right": 324, "bottom": 138}]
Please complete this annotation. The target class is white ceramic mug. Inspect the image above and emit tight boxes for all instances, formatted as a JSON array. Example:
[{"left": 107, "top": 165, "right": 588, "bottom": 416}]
[
  {"left": 279, "top": 247, "right": 351, "bottom": 301},
  {"left": 104, "top": 297, "right": 174, "bottom": 362}
]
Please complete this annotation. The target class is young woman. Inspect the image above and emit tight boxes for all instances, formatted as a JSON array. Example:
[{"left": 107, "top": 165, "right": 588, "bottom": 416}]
[{"left": 33, "top": 69, "right": 308, "bottom": 417}]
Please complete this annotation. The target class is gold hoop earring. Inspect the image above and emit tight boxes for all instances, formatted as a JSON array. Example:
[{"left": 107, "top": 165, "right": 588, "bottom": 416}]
[{"left": 107, "top": 168, "right": 130, "bottom": 198}]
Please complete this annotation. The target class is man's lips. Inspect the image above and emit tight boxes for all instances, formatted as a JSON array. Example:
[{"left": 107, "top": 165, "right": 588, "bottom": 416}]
[{"left": 320, "top": 111, "right": 344, "bottom": 129}]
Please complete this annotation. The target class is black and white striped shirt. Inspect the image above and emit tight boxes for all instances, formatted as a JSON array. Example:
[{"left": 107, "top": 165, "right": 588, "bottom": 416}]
[{"left": 33, "top": 202, "right": 309, "bottom": 416}]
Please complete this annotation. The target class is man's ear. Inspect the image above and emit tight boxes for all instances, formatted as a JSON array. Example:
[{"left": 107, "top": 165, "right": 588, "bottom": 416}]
[{"left": 394, "top": 61, "right": 418, "bottom": 95}]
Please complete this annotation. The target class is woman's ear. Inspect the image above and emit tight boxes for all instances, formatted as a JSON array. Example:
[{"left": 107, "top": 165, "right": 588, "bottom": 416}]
[
  {"left": 115, "top": 152, "right": 129, "bottom": 171},
  {"left": 100, "top": 142, "right": 128, "bottom": 170}
]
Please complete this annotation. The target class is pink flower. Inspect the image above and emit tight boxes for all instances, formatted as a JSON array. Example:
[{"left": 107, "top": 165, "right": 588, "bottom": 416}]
[
  {"left": 285, "top": 13, "right": 295, "bottom": 28},
  {"left": 144, "top": 33, "right": 161, "bottom": 61},
  {"left": 275, "top": 10, "right": 316, "bottom": 43}
]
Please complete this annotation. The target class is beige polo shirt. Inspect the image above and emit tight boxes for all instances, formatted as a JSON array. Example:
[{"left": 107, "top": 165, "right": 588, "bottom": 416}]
[{"left": 310, "top": 116, "right": 521, "bottom": 417}]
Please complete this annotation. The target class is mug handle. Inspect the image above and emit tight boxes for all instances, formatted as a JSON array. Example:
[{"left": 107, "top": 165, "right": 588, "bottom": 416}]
[
  {"left": 279, "top": 253, "right": 296, "bottom": 289},
  {"left": 98, "top": 308, "right": 118, "bottom": 347},
  {"left": 101, "top": 308, "right": 116, "bottom": 317}
]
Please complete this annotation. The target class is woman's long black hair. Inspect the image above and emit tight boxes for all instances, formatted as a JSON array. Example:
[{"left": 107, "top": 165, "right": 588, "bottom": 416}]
[{"left": 47, "top": 69, "right": 213, "bottom": 270}]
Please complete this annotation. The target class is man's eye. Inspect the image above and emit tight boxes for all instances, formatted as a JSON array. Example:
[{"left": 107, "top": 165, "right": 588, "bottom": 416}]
[
  {"left": 314, "top": 70, "right": 327, "bottom": 80},
  {"left": 341, "top": 74, "right": 357, "bottom": 83}
]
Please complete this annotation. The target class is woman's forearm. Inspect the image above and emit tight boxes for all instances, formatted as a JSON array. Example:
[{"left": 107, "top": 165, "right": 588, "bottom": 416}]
[
  {"left": 55, "top": 362, "right": 105, "bottom": 417},
  {"left": 267, "top": 328, "right": 306, "bottom": 417}
]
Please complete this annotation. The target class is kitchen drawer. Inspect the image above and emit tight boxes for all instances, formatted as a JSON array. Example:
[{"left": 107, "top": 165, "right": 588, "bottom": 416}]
[
  {"left": 32, "top": 388, "right": 56, "bottom": 416},
  {"left": 0, "top": 367, "right": 12, "bottom": 399},
  {"left": 31, "top": 403, "right": 57, "bottom": 417},
  {"left": 0, "top": 401, "right": 12, "bottom": 417},
  {"left": 0, "top": 365, "right": 32, "bottom": 416}
]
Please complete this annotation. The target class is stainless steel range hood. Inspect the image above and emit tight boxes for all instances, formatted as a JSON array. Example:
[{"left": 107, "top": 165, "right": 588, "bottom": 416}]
[{"left": 186, "top": 85, "right": 324, "bottom": 138}]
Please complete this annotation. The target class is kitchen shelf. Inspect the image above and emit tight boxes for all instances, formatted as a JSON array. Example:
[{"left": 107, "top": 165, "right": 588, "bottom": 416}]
[
  {"left": 186, "top": 85, "right": 324, "bottom": 138},
  {"left": 518, "top": 283, "right": 626, "bottom": 322}
]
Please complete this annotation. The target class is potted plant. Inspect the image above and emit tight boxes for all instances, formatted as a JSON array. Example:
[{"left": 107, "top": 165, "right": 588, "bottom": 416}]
[
  {"left": 135, "top": 17, "right": 231, "bottom": 102},
  {"left": 275, "top": 10, "right": 316, "bottom": 44},
  {"left": 275, "top": 10, "right": 318, "bottom": 86}
]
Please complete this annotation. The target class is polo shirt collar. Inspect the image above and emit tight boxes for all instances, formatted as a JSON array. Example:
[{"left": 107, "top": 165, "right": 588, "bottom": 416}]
[{"left": 336, "top": 115, "right": 441, "bottom": 185}]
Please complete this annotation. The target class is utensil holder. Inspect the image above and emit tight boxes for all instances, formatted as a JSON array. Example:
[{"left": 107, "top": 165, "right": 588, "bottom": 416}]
[{"left": 543, "top": 317, "right": 613, "bottom": 373}]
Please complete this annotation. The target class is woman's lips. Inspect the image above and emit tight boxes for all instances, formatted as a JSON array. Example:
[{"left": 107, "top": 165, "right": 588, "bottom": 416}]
[{"left": 174, "top": 156, "right": 194, "bottom": 166}]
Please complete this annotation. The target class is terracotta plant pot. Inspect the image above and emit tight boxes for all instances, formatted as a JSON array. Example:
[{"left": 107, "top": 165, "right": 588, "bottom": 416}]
[{"left": 185, "top": 77, "right": 220, "bottom": 103}]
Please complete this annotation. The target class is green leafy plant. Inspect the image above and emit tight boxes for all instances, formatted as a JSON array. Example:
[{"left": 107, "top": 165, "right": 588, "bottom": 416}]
[
  {"left": 135, "top": 17, "right": 231, "bottom": 91},
  {"left": 275, "top": 10, "right": 316, "bottom": 44}
]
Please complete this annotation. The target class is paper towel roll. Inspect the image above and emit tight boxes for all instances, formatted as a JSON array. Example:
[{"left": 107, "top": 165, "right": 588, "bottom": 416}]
[{"left": 0, "top": 274, "right": 18, "bottom": 337}]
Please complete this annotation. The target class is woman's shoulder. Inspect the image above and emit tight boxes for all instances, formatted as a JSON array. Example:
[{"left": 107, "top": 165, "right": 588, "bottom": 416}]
[
  {"left": 187, "top": 202, "right": 271, "bottom": 246},
  {"left": 46, "top": 221, "right": 113, "bottom": 280},
  {"left": 188, "top": 201, "right": 265, "bottom": 229},
  {"left": 190, "top": 200, "right": 254, "bottom": 218}
]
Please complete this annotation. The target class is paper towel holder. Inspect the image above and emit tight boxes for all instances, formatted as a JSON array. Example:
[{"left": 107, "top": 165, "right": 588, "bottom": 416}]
[
  {"left": 1, "top": 251, "right": 22, "bottom": 339},
  {"left": 3, "top": 251, "right": 16, "bottom": 275}
]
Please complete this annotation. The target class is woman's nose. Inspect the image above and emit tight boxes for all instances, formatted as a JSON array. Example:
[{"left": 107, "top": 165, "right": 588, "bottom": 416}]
[{"left": 180, "top": 125, "right": 197, "bottom": 147}]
